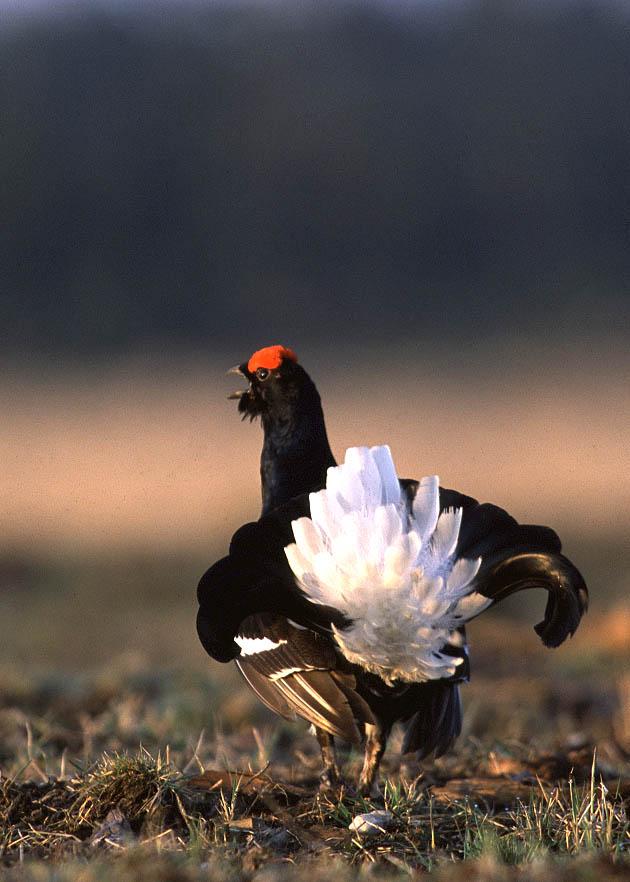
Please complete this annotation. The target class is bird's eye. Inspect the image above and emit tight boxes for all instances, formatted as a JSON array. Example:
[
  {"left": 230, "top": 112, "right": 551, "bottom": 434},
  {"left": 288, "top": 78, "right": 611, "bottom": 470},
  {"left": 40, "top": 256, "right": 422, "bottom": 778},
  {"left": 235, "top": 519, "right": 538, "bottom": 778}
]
[{"left": 255, "top": 367, "right": 270, "bottom": 381}]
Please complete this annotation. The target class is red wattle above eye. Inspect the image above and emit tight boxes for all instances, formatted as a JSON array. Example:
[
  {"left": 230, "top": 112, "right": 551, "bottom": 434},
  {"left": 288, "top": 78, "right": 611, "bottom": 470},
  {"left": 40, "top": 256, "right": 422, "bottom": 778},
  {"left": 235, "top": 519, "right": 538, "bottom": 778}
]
[{"left": 248, "top": 345, "right": 298, "bottom": 373}]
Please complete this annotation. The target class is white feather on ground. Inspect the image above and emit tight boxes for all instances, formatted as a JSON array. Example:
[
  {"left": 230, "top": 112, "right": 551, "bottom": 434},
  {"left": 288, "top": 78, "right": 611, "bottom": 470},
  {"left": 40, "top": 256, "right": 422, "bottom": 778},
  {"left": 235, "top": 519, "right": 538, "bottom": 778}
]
[{"left": 284, "top": 445, "right": 490, "bottom": 684}]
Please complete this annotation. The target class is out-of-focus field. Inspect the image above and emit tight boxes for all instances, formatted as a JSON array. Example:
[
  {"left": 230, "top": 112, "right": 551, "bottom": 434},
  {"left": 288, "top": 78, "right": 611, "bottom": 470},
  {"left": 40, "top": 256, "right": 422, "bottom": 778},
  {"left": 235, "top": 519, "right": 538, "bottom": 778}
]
[
  {"left": 1, "top": 349, "right": 629, "bottom": 879},
  {"left": 2, "top": 348, "right": 629, "bottom": 555}
]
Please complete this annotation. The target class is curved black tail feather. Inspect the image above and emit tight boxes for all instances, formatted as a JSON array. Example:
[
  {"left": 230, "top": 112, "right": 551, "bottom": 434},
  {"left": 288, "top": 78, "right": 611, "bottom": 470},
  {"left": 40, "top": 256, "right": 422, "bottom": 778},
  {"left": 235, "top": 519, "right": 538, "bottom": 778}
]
[
  {"left": 475, "top": 550, "right": 588, "bottom": 647},
  {"left": 449, "top": 495, "right": 588, "bottom": 648}
]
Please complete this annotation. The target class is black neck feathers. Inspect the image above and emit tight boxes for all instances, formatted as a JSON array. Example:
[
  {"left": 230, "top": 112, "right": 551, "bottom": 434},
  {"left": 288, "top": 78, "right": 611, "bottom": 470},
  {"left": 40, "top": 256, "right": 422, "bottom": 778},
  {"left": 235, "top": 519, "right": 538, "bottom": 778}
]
[{"left": 260, "top": 375, "right": 336, "bottom": 514}]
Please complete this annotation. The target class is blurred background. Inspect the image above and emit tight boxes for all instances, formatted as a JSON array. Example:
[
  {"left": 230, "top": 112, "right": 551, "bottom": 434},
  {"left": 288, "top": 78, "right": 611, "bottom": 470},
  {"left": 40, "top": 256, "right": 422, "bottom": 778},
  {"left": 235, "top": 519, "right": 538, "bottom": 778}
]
[{"left": 1, "top": 0, "right": 628, "bottom": 757}]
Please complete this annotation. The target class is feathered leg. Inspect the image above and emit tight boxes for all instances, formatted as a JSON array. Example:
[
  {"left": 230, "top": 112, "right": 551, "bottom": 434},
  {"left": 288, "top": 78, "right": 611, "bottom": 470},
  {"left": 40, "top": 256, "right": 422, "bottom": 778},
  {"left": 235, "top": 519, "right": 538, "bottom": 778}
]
[
  {"left": 359, "top": 722, "right": 389, "bottom": 797},
  {"left": 316, "top": 728, "right": 341, "bottom": 788}
]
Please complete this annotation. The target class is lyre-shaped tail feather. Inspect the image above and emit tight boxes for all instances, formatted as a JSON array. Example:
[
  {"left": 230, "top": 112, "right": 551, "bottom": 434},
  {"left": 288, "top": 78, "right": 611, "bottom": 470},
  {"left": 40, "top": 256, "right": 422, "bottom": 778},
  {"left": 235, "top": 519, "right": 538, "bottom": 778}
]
[
  {"left": 450, "top": 505, "right": 588, "bottom": 647},
  {"left": 474, "top": 549, "right": 588, "bottom": 647}
]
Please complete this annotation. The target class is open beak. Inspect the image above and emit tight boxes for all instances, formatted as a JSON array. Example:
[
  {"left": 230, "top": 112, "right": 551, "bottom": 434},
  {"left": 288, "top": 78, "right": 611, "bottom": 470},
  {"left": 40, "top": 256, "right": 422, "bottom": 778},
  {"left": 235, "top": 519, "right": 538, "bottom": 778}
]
[{"left": 227, "top": 364, "right": 249, "bottom": 400}]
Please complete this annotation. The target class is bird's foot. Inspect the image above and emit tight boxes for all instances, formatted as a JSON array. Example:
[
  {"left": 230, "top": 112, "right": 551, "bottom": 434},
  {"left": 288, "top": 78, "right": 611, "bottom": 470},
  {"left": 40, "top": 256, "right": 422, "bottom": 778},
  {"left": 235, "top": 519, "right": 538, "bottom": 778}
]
[{"left": 319, "top": 763, "right": 341, "bottom": 788}]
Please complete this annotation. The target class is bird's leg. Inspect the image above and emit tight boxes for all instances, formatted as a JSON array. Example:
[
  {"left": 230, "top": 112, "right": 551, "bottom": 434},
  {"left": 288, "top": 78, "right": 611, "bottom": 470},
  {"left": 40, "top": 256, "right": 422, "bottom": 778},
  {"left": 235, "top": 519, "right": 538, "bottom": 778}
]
[
  {"left": 316, "top": 728, "right": 341, "bottom": 789},
  {"left": 358, "top": 722, "right": 389, "bottom": 797}
]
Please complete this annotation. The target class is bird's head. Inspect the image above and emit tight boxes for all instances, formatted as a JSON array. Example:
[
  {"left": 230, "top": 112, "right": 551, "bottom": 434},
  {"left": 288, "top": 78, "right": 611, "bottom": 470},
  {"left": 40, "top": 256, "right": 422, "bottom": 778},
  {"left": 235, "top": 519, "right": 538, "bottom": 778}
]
[
  {"left": 227, "top": 344, "right": 335, "bottom": 509},
  {"left": 228, "top": 344, "right": 306, "bottom": 422}
]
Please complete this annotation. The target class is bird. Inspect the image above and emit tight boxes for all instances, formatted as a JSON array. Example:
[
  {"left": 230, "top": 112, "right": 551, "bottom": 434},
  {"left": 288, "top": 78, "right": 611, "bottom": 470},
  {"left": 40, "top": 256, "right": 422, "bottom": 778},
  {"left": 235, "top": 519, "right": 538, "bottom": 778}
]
[{"left": 197, "top": 344, "right": 588, "bottom": 794}]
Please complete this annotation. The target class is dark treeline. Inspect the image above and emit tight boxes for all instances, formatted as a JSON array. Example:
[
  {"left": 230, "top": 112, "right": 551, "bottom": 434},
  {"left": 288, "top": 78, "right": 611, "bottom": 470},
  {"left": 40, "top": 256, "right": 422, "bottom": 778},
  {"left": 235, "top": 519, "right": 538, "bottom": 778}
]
[{"left": 2, "top": 1, "right": 629, "bottom": 357}]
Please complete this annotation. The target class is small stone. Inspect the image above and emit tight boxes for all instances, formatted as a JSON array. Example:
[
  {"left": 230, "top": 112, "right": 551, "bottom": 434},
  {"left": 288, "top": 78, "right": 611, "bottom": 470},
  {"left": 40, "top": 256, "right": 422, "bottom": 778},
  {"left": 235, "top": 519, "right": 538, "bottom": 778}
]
[
  {"left": 257, "top": 825, "right": 294, "bottom": 851},
  {"left": 348, "top": 810, "right": 394, "bottom": 835},
  {"left": 90, "top": 808, "right": 135, "bottom": 848}
]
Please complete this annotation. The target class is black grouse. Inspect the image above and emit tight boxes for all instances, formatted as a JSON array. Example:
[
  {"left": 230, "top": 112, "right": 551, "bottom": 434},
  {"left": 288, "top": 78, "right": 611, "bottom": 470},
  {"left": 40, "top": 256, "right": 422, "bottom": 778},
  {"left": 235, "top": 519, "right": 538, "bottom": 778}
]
[{"left": 197, "top": 345, "right": 588, "bottom": 794}]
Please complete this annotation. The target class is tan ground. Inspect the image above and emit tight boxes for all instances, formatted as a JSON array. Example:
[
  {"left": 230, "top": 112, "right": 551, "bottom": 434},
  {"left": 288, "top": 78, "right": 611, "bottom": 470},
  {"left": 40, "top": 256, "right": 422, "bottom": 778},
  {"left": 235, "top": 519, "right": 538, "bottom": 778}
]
[{"left": 2, "top": 348, "right": 628, "bottom": 555}]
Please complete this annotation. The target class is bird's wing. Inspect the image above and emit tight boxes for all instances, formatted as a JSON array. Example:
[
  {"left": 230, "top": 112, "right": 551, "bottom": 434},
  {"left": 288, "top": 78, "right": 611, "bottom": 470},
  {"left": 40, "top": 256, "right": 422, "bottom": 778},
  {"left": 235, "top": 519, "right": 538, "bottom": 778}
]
[
  {"left": 196, "top": 494, "right": 349, "bottom": 663},
  {"left": 235, "top": 613, "right": 374, "bottom": 743}
]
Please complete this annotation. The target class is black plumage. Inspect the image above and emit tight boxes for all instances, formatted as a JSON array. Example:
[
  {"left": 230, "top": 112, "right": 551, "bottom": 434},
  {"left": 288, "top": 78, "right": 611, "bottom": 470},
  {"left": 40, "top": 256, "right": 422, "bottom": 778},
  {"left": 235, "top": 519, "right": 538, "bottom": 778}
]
[{"left": 198, "top": 346, "right": 588, "bottom": 793}]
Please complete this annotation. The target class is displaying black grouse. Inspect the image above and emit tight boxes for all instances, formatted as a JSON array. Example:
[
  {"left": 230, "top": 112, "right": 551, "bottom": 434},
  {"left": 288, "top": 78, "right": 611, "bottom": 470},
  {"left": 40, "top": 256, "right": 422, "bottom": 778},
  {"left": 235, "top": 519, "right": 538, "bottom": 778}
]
[{"left": 197, "top": 345, "right": 588, "bottom": 794}]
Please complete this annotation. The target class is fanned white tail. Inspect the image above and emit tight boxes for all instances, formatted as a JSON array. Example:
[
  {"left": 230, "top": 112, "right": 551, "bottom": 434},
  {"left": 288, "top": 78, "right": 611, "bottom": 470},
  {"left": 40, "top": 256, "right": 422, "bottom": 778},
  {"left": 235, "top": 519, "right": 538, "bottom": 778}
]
[{"left": 284, "top": 446, "right": 491, "bottom": 684}]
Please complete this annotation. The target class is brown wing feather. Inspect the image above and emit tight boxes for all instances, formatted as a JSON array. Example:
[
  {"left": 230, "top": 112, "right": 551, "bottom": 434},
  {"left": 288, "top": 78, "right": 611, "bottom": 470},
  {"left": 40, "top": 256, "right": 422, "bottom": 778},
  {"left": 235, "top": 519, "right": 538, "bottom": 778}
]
[
  {"left": 235, "top": 661, "right": 297, "bottom": 721},
  {"left": 235, "top": 613, "right": 369, "bottom": 743}
]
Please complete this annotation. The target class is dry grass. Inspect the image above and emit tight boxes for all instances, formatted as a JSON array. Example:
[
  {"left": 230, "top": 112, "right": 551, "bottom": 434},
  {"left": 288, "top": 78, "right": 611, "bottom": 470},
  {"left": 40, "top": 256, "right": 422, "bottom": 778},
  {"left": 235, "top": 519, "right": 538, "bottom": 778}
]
[
  {"left": 0, "top": 606, "right": 628, "bottom": 880},
  {"left": 0, "top": 742, "right": 628, "bottom": 879}
]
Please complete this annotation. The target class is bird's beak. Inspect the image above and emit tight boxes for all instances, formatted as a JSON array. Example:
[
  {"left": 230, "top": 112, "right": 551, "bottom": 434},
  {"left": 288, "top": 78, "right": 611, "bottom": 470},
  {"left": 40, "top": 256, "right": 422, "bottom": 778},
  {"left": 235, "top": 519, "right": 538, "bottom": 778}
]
[{"left": 227, "top": 364, "right": 249, "bottom": 400}]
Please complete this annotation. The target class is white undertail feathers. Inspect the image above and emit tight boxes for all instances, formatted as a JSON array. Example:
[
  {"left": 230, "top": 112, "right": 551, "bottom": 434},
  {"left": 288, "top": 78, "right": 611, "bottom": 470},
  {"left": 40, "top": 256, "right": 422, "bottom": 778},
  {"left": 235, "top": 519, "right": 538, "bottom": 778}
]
[{"left": 284, "top": 446, "right": 491, "bottom": 684}]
